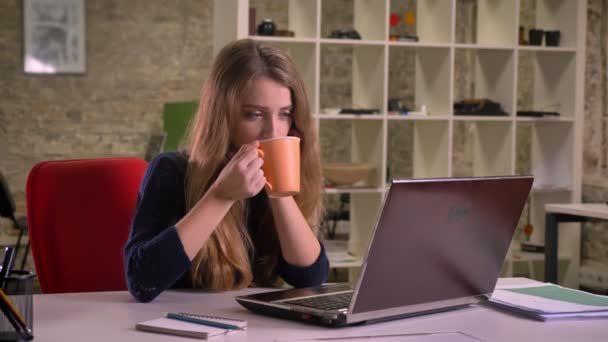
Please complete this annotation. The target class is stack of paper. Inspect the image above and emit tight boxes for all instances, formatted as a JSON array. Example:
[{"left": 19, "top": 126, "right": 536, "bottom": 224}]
[{"left": 490, "top": 282, "right": 608, "bottom": 321}]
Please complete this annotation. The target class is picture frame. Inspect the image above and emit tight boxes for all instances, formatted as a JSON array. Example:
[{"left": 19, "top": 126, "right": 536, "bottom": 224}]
[{"left": 23, "top": 0, "right": 86, "bottom": 74}]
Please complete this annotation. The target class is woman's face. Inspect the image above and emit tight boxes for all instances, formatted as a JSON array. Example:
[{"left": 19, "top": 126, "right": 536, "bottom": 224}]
[{"left": 232, "top": 77, "right": 293, "bottom": 147}]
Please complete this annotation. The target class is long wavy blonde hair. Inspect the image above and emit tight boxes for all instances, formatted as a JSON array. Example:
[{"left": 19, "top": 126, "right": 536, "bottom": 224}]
[{"left": 183, "top": 39, "right": 323, "bottom": 291}]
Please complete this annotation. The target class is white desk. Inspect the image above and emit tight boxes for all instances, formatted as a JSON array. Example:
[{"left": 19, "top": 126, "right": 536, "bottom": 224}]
[
  {"left": 544, "top": 203, "right": 608, "bottom": 283},
  {"left": 545, "top": 203, "right": 608, "bottom": 220},
  {"left": 32, "top": 278, "right": 608, "bottom": 342}
]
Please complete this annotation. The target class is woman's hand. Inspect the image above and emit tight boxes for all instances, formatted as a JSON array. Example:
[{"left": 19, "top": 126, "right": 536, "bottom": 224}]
[{"left": 210, "top": 141, "right": 266, "bottom": 201}]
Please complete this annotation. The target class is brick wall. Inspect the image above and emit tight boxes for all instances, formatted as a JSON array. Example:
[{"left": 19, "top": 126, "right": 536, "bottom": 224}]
[{"left": 0, "top": 0, "right": 213, "bottom": 213}]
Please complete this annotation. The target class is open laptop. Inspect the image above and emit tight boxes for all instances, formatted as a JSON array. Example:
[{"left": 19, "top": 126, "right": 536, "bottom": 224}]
[{"left": 236, "top": 176, "right": 534, "bottom": 327}]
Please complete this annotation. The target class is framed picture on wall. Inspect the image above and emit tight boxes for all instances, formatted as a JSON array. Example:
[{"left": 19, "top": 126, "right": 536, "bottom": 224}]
[{"left": 23, "top": 0, "right": 86, "bottom": 74}]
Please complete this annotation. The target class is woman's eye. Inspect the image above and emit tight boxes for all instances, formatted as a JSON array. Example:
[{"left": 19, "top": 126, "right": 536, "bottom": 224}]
[
  {"left": 281, "top": 110, "right": 293, "bottom": 118},
  {"left": 245, "top": 111, "right": 263, "bottom": 119}
]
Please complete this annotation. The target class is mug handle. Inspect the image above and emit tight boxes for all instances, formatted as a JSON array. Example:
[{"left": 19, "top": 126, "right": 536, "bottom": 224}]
[{"left": 256, "top": 149, "right": 273, "bottom": 192}]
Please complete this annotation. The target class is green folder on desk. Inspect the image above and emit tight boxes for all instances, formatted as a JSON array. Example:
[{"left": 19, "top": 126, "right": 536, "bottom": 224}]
[{"left": 506, "top": 285, "right": 608, "bottom": 307}]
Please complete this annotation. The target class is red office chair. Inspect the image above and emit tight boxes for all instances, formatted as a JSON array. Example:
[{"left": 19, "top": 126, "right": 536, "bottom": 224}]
[{"left": 26, "top": 157, "right": 147, "bottom": 293}]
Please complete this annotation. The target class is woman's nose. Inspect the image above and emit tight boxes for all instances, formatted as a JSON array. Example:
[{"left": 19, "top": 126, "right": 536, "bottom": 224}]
[{"left": 262, "top": 116, "right": 281, "bottom": 139}]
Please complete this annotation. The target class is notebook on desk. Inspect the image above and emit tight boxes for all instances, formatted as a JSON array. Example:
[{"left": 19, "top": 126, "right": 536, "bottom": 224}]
[
  {"left": 135, "top": 313, "right": 246, "bottom": 339},
  {"left": 236, "top": 176, "right": 534, "bottom": 327}
]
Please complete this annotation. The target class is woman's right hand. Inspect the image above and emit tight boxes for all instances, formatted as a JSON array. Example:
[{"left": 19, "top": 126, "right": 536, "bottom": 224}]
[{"left": 209, "top": 141, "right": 266, "bottom": 201}]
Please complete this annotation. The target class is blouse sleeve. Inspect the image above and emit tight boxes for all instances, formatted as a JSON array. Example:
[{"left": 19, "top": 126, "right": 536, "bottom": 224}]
[
  {"left": 277, "top": 241, "right": 330, "bottom": 288},
  {"left": 123, "top": 153, "right": 192, "bottom": 303}
]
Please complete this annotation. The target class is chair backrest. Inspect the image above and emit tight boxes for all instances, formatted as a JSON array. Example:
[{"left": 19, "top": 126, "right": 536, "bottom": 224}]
[
  {"left": 0, "top": 171, "right": 16, "bottom": 220},
  {"left": 26, "top": 157, "right": 147, "bottom": 293},
  {"left": 163, "top": 101, "right": 197, "bottom": 152}
]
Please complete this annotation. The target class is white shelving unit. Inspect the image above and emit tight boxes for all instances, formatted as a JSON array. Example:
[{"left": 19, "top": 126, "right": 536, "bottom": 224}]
[{"left": 214, "top": 0, "right": 587, "bottom": 287}]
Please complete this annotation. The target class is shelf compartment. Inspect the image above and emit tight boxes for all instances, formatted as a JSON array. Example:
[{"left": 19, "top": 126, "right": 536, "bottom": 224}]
[
  {"left": 530, "top": 122, "right": 574, "bottom": 190},
  {"left": 249, "top": 0, "right": 318, "bottom": 39},
  {"left": 456, "top": 0, "right": 517, "bottom": 46},
  {"left": 413, "top": 121, "right": 450, "bottom": 178},
  {"left": 516, "top": 121, "right": 574, "bottom": 191},
  {"left": 320, "top": 44, "right": 386, "bottom": 112},
  {"left": 321, "top": 0, "right": 386, "bottom": 41},
  {"left": 319, "top": 119, "right": 385, "bottom": 189},
  {"left": 387, "top": 121, "right": 414, "bottom": 180},
  {"left": 389, "top": 0, "right": 453, "bottom": 44},
  {"left": 519, "top": 0, "right": 580, "bottom": 49},
  {"left": 517, "top": 50, "right": 576, "bottom": 119},
  {"left": 452, "top": 121, "right": 513, "bottom": 177},
  {"left": 348, "top": 192, "right": 384, "bottom": 259},
  {"left": 388, "top": 121, "right": 450, "bottom": 180},
  {"left": 264, "top": 41, "right": 317, "bottom": 115},
  {"left": 454, "top": 48, "right": 516, "bottom": 117},
  {"left": 388, "top": 46, "right": 452, "bottom": 117}
]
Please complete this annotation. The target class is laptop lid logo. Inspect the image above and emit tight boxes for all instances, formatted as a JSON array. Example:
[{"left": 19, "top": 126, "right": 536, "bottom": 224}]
[{"left": 448, "top": 201, "right": 471, "bottom": 222}]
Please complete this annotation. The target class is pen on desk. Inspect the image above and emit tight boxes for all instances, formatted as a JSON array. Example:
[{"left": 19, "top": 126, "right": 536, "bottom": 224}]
[
  {"left": 166, "top": 313, "right": 244, "bottom": 330},
  {"left": 0, "top": 247, "right": 15, "bottom": 290},
  {"left": 0, "top": 289, "right": 33, "bottom": 340},
  {"left": 0, "top": 289, "right": 27, "bottom": 329},
  {"left": 0, "top": 298, "right": 24, "bottom": 337}
]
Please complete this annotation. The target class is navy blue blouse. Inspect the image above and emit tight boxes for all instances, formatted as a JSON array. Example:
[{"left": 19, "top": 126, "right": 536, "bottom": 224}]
[{"left": 123, "top": 152, "right": 329, "bottom": 302}]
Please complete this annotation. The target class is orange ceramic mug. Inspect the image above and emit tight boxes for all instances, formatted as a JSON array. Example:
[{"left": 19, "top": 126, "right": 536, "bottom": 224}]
[{"left": 257, "top": 137, "right": 300, "bottom": 197}]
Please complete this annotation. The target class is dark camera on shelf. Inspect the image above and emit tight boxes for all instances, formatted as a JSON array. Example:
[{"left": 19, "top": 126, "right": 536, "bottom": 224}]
[
  {"left": 454, "top": 99, "right": 508, "bottom": 116},
  {"left": 328, "top": 29, "right": 361, "bottom": 39}
]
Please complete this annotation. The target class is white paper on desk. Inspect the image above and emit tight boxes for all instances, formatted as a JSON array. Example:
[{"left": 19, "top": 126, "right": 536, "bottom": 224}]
[
  {"left": 491, "top": 290, "right": 606, "bottom": 313},
  {"left": 292, "top": 331, "right": 483, "bottom": 342},
  {"left": 495, "top": 282, "right": 550, "bottom": 290},
  {"left": 492, "top": 283, "right": 608, "bottom": 314}
]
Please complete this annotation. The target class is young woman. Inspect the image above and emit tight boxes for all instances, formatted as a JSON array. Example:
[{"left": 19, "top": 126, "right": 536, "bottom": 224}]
[{"left": 124, "top": 39, "right": 329, "bottom": 303}]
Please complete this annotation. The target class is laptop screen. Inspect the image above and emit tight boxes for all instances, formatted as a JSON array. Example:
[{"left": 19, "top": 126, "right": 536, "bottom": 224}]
[{"left": 351, "top": 176, "right": 533, "bottom": 314}]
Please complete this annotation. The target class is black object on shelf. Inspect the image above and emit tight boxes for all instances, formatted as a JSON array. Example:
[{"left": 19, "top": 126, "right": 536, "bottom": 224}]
[
  {"left": 529, "top": 29, "right": 544, "bottom": 46},
  {"left": 545, "top": 30, "right": 561, "bottom": 47},
  {"left": 387, "top": 98, "right": 402, "bottom": 112},
  {"left": 339, "top": 108, "right": 380, "bottom": 115},
  {"left": 517, "top": 111, "right": 560, "bottom": 117},
  {"left": 453, "top": 99, "right": 508, "bottom": 116},
  {"left": 520, "top": 242, "right": 545, "bottom": 253},
  {"left": 257, "top": 19, "right": 276, "bottom": 36},
  {"left": 328, "top": 29, "right": 361, "bottom": 39}
]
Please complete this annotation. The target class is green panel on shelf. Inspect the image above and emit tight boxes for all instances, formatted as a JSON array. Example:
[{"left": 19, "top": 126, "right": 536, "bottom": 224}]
[{"left": 162, "top": 101, "right": 198, "bottom": 152}]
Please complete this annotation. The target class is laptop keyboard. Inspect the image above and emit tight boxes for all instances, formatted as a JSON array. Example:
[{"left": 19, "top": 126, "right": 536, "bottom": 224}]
[{"left": 284, "top": 291, "right": 353, "bottom": 311}]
